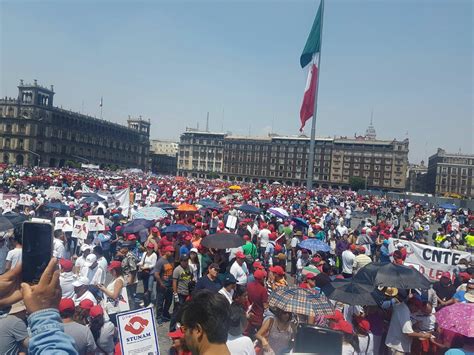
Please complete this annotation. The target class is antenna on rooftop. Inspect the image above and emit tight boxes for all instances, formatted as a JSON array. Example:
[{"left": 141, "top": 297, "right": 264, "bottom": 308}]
[{"left": 206, "top": 112, "right": 209, "bottom": 132}]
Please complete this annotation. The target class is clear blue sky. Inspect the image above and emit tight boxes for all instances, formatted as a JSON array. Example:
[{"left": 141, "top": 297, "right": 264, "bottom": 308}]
[{"left": 1, "top": 0, "right": 472, "bottom": 163}]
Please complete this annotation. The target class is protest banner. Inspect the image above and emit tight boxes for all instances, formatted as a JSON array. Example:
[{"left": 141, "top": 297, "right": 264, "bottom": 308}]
[
  {"left": 394, "top": 239, "right": 471, "bottom": 280},
  {"left": 87, "top": 215, "right": 105, "bottom": 231},
  {"left": 117, "top": 307, "right": 159, "bottom": 355},
  {"left": 72, "top": 221, "right": 89, "bottom": 240},
  {"left": 55, "top": 217, "right": 74, "bottom": 232}
]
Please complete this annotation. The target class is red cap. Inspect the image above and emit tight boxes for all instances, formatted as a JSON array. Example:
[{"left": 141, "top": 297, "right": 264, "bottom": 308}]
[
  {"left": 105, "top": 226, "right": 110, "bottom": 231},
  {"left": 306, "top": 273, "right": 316, "bottom": 280},
  {"left": 332, "top": 320, "right": 353, "bottom": 335},
  {"left": 275, "top": 244, "right": 283, "bottom": 252},
  {"left": 243, "top": 235, "right": 251, "bottom": 241},
  {"left": 168, "top": 328, "right": 185, "bottom": 339},
  {"left": 151, "top": 227, "right": 159, "bottom": 233},
  {"left": 235, "top": 251, "right": 246, "bottom": 259},
  {"left": 107, "top": 260, "right": 122, "bottom": 271},
  {"left": 356, "top": 319, "right": 371, "bottom": 332},
  {"left": 146, "top": 243, "right": 155, "bottom": 249},
  {"left": 325, "top": 310, "right": 344, "bottom": 321},
  {"left": 116, "top": 226, "right": 122, "bottom": 232},
  {"left": 79, "top": 299, "right": 94, "bottom": 310},
  {"left": 218, "top": 221, "right": 225, "bottom": 228},
  {"left": 89, "top": 305, "right": 104, "bottom": 318},
  {"left": 195, "top": 222, "right": 202, "bottom": 228},
  {"left": 358, "top": 246, "right": 366, "bottom": 253},
  {"left": 269, "top": 232, "right": 277, "bottom": 240},
  {"left": 254, "top": 269, "right": 267, "bottom": 280},
  {"left": 58, "top": 298, "right": 75, "bottom": 312},
  {"left": 59, "top": 258, "right": 73, "bottom": 272},
  {"left": 253, "top": 261, "right": 264, "bottom": 270},
  {"left": 441, "top": 272, "right": 451, "bottom": 279},
  {"left": 127, "top": 234, "right": 137, "bottom": 241},
  {"left": 312, "top": 256, "right": 321, "bottom": 263},
  {"left": 350, "top": 244, "right": 357, "bottom": 251},
  {"left": 184, "top": 234, "right": 192, "bottom": 241},
  {"left": 269, "top": 265, "right": 285, "bottom": 276},
  {"left": 164, "top": 245, "right": 175, "bottom": 252}
]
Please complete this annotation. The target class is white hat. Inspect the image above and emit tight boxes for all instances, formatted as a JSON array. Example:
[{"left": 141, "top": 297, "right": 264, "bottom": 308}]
[
  {"left": 80, "top": 244, "right": 92, "bottom": 252},
  {"left": 72, "top": 276, "right": 90, "bottom": 287},
  {"left": 190, "top": 247, "right": 198, "bottom": 254},
  {"left": 84, "top": 254, "right": 97, "bottom": 267}
]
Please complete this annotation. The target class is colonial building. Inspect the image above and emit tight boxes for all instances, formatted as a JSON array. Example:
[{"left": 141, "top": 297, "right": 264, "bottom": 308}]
[
  {"left": 427, "top": 149, "right": 474, "bottom": 198},
  {"left": 406, "top": 162, "right": 428, "bottom": 193},
  {"left": 0, "top": 80, "right": 150, "bottom": 169},
  {"left": 149, "top": 139, "right": 178, "bottom": 175},
  {"left": 177, "top": 129, "right": 409, "bottom": 190},
  {"left": 150, "top": 139, "right": 179, "bottom": 157}
]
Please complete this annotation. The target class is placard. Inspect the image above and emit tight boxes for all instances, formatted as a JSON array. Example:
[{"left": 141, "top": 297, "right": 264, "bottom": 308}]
[
  {"left": 72, "top": 221, "right": 89, "bottom": 240},
  {"left": 394, "top": 239, "right": 471, "bottom": 280},
  {"left": 18, "top": 194, "right": 33, "bottom": 206},
  {"left": 55, "top": 217, "right": 74, "bottom": 232},
  {"left": 135, "top": 193, "right": 142, "bottom": 202},
  {"left": 1, "top": 199, "right": 17, "bottom": 212},
  {"left": 148, "top": 191, "right": 157, "bottom": 203},
  {"left": 87, "top": 215, "right": 105, "bottom": 231},
  {"left": 226, "top": 215, "right": 237, "bottom": 230},
  {"left": 117, "top": 307, "right": 160, "bottom": 355}
]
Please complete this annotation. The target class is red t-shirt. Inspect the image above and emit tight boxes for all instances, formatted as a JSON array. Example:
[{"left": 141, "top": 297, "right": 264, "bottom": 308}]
[{"left": 247, "top": 281, "right": 268, "bottom": 327}]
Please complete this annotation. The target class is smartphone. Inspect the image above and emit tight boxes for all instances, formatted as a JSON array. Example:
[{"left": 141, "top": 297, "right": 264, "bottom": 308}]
[{"left": 22, "top": 221, "right": 53, "bottom": 284}]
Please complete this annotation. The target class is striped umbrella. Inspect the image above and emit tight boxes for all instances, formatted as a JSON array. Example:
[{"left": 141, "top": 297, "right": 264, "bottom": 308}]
[
  {"left": 133, "top": 207, "right": 168, "bottom": 220},
  {"left": 269, "top": 286, "right": 334, "bottom": 317}
]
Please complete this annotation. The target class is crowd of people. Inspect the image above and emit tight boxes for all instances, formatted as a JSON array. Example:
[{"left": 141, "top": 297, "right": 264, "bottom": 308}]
[{"left": 0, "top": 166, "right": 473, "bottom": 355}]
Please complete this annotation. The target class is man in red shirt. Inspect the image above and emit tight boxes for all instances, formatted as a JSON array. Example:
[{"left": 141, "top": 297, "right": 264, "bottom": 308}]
[{"left": 246, "top": 269, "right": 268, "bottom": 337}]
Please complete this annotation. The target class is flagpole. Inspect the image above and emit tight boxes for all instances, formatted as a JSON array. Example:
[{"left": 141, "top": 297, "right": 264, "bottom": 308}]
[{"left": 306, "top": 0, "right": 325, "bottom": 190}]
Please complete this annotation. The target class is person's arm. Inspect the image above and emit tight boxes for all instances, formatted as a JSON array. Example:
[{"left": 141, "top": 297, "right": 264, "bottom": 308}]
[
  {"left": 154, "top": 261, "right": 164, "bottom": 288},
  {"left": 256, "top": 317, "right": 274, "bottom": 351},
  {"left": 4, "top": 258, "right": 12, "bottom": 272},
  {"left": 99, "top": 278, "right": 124, "bottom": 299}
]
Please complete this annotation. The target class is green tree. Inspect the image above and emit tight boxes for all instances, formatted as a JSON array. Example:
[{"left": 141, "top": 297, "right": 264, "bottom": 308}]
[{"left": 349, "top": 176, "right": 366, "bottom": 191}]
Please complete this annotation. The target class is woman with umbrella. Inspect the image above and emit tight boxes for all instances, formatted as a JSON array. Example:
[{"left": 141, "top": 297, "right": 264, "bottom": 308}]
[{"left": 255, "top": 307, "right": 296, "bottom": 355}]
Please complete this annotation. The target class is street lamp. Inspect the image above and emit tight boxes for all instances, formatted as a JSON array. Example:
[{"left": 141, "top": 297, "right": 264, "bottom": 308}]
[{"left": 25, "top": 149, "right": 40, "bottom": 167}]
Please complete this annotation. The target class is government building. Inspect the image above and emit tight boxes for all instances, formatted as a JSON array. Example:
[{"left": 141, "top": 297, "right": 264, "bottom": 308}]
[
  {"left": 177, "top": 125, "right": 409, "bottom": 191},
  {"left": 0, "top": 80, "right": 150, "bottom": 169}
]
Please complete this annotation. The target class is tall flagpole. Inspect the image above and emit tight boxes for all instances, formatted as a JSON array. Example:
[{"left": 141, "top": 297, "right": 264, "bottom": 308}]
[{"left": 306, "top": 0, "right": 325, "bottom": 190}]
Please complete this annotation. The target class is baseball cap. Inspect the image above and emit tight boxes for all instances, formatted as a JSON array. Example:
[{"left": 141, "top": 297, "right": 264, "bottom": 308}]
[
  {"left": 127, "top": 234, "right": 137, "bottom": 241},
  {"left": 89, "top": 305, "right": 104, "bottom": 318},
  {"left": 184, "top": 234, "right": 192, "bottom": 241},
  {"left": 72, "top": 276, "right": 90, "bottom": 287},
  {"left": 58, "top": 298, "right": 75, "bottom": 312},
  {"left": 168, "top": 329, "right": 185, "bottom": 339},
  {"left": 107, "top": 260, "right": 122, "bottom": 271},
  {"left": 59, "top": 259, "right": 73, "bottom": 272},
  {"left": 306, "top": 273, "right": 316, "bottom": 280},
  {"left": 254, "top": 269, "right": 267, "bottom": 280},
  {"left": 440, "top": 272, "right": 451, "bottom": 279},
  {"left": 146, "top": 243, "right": 155, "bottom": 249},
  {"left": 324, "top": 310, "right": 344, "bottom": 321},
  {"left": 253, "top": 261, "right": 264, "bottom": 270},
  {"left": 190, "top": 247, "right": 198, "bottom": 254},
  {"left": 180, "top": 254, "right": 189, "bottom": 261},
  {"left": 269, "top": 265, "right": 285, "bottom": 276},
  {"left": 80, "top": 244, "right": 92, "bottom": 252},
  {"left": 151, "top": 227, "right": 159, "bottom": 233},
  {"left": 243, "top": 235, "right": 251, "bottom": 241},
  {"left": 332, "top": 320, "right": 353, "bottom": 335},
  {"left": 358, "top": 246, "right": 366, "bottom": 253},
  {"left": 79, "top": 299, "right": 94, "bottom": 310},
  {"left": 349, "top": 244, "right": 357, "bottom": 251},
  {"left": 84, "top": 254, "right": 97, "bottom": 267},
  {"left": 223, "top": 274, "right": 237, "bottom": 286},
  {"left": 356, "top": 319, "right": 371, "bottom": 333},
  {"left": 235, "top": 251, "right": 245, "bottom": 259},
  {"left": 164, "top": 245, "right": 175, "bottom": 253}
]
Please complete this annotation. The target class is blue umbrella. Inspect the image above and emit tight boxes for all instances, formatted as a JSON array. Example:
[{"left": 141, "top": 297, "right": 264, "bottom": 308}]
[
  {"left": 122, "top": 219, "right": 155, "bottom": 234},
  {"left": 45, "top": 202, "right": 71, "bottom": 211},
  {"left": 298, "top": 239, "right": 331, "bottom": 253},
  {"left": 237, "top": 204, "right": 261, "bottom": 214},
  {"left": 81, "top": 194, "right": 105, "bottom": 204},
  {"left": 197, "top": 199, "right": 219, "bottom": 207},
  {"left": 152, "top": 202, "right": 175, "bottom": 210},
  {"left": 439, "top": 203, "right": 457, "bottom": 210},
  {"left": 163, "top": 224, "right": 193, "bottom": 234},
  {"left": 291, "top": 216, "right": 309, "bottom": 228},
  {"left": 260, "top": 199, "right": 275, "bottom": 205},
  {"left": 133, "top": 207, "right": 168, "bottom": 220}
]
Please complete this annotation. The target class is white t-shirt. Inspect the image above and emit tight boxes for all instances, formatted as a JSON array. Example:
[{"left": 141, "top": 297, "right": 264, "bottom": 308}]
[
  {"left": 385, "top": 302, "right": 414, "bottom": 353},
  {"left": 336, "top": 225, "right": 348, "bottom": 236},
  {"left": 230, "top": 261, "right": 249, "bottom": 285},
  {"left": 226, "top": 334, "right": 256, "bottom": 355},
  {"left": 97, "top": 256, "right": 108, "bottom": 274},
  {"left": 6, "top": 248, "right": 22, "bottom": 268},
  {"left": 218, "top": 287, "right": 234, "bottom": 304},
  {"left": 290, "top": 236, "right": 300, "bottom": 248},
  {"left": 53, "top": 238, "right": 66, "bottom": 259},
  {"left": 341, "top": 250, "right": 355, "bottom": 274},
  {"left": 75, "top": 256, "right": 87, "bottom": 273},
  {"left": 60, "top": 272, "right": 77, "bottom": 298},
  {"left": 258, "top": 229, "right": 271, "bottom": 247},
  {"left": 357, "top": 333, "right": 374, "bottom": 355},
  {"left": 80, "top": 265, "right": 104, "bottom": 285},
  {"left": 73, "top": 290, "right": 97, "bottom": 306}
]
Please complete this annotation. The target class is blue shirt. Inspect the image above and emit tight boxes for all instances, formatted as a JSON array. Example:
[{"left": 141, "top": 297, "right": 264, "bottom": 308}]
[
  {"left": 194, "top": 275, "right": 222, "bottom": 293},
  {"left": 453, "top": 290, "right": 468, "bottom": 303}
]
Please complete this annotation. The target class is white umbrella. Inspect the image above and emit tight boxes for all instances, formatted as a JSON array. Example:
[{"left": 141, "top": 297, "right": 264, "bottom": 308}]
[
  {"left": 268, "top": 207, "right": 289, "bottom": 218},
  {"left": 44, "top": 189, "right": 62, "bottom": 200}
]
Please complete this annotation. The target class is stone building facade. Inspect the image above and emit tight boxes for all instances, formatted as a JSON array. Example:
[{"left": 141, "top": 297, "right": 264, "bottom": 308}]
[
  {"left": 0, "top": 80, "right": 150, "bottom": 169},
  {"left": 177, "top": 129, "right": 409, "bottom": 190},
  {"left": 427, "top": 148, "right": 474, "bottom": 198}
]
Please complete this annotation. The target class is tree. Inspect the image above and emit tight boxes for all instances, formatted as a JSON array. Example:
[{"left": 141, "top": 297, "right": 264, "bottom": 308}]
[{"left": 349, "top": 176, "right": 366, "bottom": 191}]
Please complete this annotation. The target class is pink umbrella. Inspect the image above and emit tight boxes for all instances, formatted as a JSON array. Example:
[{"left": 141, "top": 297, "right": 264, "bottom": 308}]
[{"left": 435, "top": 303, "right": 474, "bottom": 337}]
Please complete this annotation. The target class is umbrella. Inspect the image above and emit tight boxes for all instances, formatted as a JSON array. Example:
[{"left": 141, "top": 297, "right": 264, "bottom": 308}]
[
  {"left": 0, "top": 216, "right": 14, "bottom": 232},
  {"left": 322, "top": 280, "right": 377, "bottom": 306},
  {"left": 260, "top": 199, "right": 275, "bottom": 205},
  {"left": 436, "top": 303, "right": 474, "bottom": 337},
  {"left": 291, "top": 216, "right": 309, "bottom": 228},
  {"left": 44, "top": 189, "right": 62, "bottom": 200},
  {"left": 237, "top": 204, "right": 261, "bottom": 214},
  {"left": 272, "top": 181, "right": 281, "bottom": 185},
  {"left": 356, "top": 262, "right": 431, "bottom": 289},
  {"left": 133, "top": 207, "right": 168, "bottom": 220},
  {"left": 45, "top": 202, "right": 70, "bottom": 211},
  {"left": 298, "top": 239, "right": 331, "bottom": 253},
  {"left": 268, "top": 207, "right": 289, "bottom": 218},
  {"left": 152, "top": 202, "right": 175, "bottom": 210},
  {"left": 269, "top": 286, "right": 334, "bottom": 317},
  {"left": 197, "top": 198, "right": 219, "bottom": 207},
  {"left": 122, "top": 219, "right": 155, "bottom": 234},
  {"left": 80, "top": 194, "right": 105, "bottom": 204},
  {"left": 163, "top": 224, "right": 193, "bottom": 234},
  {"left": 228, "top": 185, "right": 242, "bottom": 190},
  {"left": 317, "top": 203, "right": 329, "bottom": 208},
  {"left": 201, "top": 233, "right": 245, "bottom": 249},
  {"left": 176, "top": 203, "right": 198, "bottom": 212},
  {"left": 439, "top": 203, "right": 457, "bottom": 210},
  {"left": 2, "top": 212, "right": 28, "bottom": 228}
]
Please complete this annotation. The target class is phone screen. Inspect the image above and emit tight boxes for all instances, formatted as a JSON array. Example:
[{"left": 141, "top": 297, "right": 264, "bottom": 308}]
[{"left": 22, "top": 222, "right": 53, "bottom": 284}]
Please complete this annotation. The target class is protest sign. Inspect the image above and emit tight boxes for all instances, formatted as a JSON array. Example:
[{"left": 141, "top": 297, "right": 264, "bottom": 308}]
[
  {"left": 87, "top": 215, "right": 105, "bottom": 231},
  {"left": 1, "top": 199, "right": 17, "bottom": 212},
  {"left": 18, "top": 194, "right": 33, "bottom": 206},
  {"left": 149, "top": 191, "right": 157, "bottom": 203},
  {"left": 117, "top": 307, "right": 160, "bottom": 355},
  {"left": 72, "top": 221, "right": 89, "bottom": 240},
  {"left": 135, "top": 193, "right": 142, "bottom": 202},
  {"left": 55, "top": 217, "right": 74, "bottom": 232},
  {"left": 226, "top": 215, "right": 237, "bottom": 230},
  {"left": 394, "top": 239, "right": 471, "bottom": 280}
]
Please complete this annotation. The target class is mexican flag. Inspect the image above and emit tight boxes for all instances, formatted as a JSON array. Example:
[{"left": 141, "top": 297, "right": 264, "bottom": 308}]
[{"left": 299, "top": 0, "right": 323, "bottom": 132}]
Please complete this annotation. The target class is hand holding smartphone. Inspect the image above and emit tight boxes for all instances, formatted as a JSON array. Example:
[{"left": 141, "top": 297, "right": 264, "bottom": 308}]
[{"left": 22, "top": 221, "right": 53, "bottom": 284}]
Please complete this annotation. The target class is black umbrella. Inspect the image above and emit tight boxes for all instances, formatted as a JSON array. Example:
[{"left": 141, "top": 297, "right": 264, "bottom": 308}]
[
  {"left": 80, "top": 194, "right": 105, "bottom": 204},
  {"left": 122, "top": 219, "right": 155, "bottom": 234},
  {"left": 45, "top": 202, "right": 71, "bottom": 211},
  {"left": 259, "top": 199, "right": 275, "bottom": 205},
  {"left": 2, "top": 212, "right": 28, "bottom": 228},
  {"left": 356, "top": 262, "right": 431, "bottom": 290},
  {"left": 237, "top": 204, "right": 261, "bottom": 214},
  {"left": 197, "top": 199, "right": 219, "bottom": 207},
  {"left": 201, "top": 233, "right": 245, "bottom": 249},
  {"left": 163, "top": 224, "right": 193, "bottom": 233},
  {"left": 152, "top": 202, "right": 175, "bottom": 210},
  {"left": 0, "top": 216, "right": 14, "bottom": 232},
  {"left": 322, "top": 279, "right": 377, "bottom": 306}
]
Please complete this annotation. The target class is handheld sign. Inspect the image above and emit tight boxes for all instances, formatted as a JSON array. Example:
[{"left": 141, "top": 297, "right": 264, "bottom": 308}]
[
  {"left": 87, "top": 215, "right": 105, "bottom": 231},
  {"left": 55, "top": 217, "right": 74, "bottom": 232},
  {"left": 72, "top": 221, "right": 89, "bottom": 240},
  {"left": 117, "top": 307, "right": 160, "bottom": 355}
]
